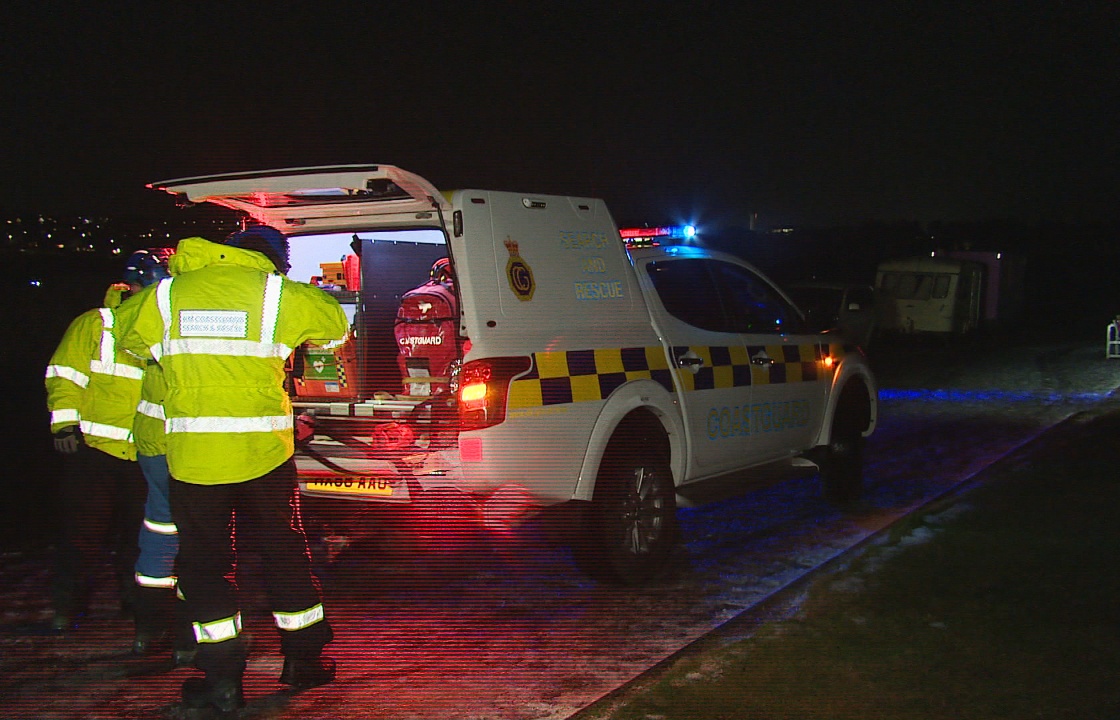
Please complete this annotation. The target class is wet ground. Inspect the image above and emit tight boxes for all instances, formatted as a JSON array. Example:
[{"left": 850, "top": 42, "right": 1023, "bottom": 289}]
[{"left": 2, "top": 328, "right": 1118, "bottom": 719}]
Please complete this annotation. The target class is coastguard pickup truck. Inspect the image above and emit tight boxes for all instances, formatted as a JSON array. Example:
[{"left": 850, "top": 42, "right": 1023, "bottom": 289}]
[{"left": 150, "top": 165, "right": 878, "bottom": 584}]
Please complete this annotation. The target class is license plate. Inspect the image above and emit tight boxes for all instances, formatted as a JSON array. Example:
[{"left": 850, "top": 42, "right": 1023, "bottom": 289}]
[{"left": 302, "top": 476, "right": 398, "bottom": 498}]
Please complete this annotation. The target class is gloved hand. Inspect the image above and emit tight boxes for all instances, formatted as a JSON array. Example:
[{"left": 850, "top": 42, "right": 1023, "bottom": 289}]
[
  {"left": 53, "top": 426, "right": 81, "bottom": 454},
  {"left": 103, "top": 282, "right": 132, "bottom": 308},
  {"left": 295, "top": 413, "right": 315, "bottom": 444}
]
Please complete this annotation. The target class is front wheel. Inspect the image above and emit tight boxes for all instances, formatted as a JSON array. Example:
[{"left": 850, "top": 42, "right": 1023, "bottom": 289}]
[{"left": 575, "top": 447, "right": 678, "bottom": 585}]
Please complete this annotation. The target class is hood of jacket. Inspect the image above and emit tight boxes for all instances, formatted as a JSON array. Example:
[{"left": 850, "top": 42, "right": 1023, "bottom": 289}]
[{"left": 169, "top": 236, "right": 279, "bottom": 276}]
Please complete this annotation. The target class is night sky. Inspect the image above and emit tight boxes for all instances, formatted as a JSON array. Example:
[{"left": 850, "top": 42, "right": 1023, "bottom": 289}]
[{"left": 1, "top": 3, "right": 1116, "bottom": 229}]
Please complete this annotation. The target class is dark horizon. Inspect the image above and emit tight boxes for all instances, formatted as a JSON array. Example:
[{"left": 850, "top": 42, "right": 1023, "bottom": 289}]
[{"left": 2, "top": 5, "right": 1116, "bottom": 228}]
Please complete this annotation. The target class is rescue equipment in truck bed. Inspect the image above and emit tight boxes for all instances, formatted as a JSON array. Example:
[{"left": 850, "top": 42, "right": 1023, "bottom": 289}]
[
  {"left": 293, "top": 253, "right": 364, "bottom": 398},
  {"left": 311, "top": 254, "right": 361, "bottom": 293},
  {"left": 394, "top": 258, "right": 458, "bottom": 397},
  {"left": 291, "top": 334, "right": 361, "bottom": 398}
]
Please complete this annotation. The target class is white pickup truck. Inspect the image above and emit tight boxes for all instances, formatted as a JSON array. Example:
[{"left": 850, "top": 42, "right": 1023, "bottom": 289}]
[{"left": 150, "top": 165, "right": 878, "bottom": 584}]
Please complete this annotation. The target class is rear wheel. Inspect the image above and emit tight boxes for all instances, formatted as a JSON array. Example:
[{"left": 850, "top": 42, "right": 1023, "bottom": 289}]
[{"left": 575, "top": 442, "right": 678, "bottom": 585}]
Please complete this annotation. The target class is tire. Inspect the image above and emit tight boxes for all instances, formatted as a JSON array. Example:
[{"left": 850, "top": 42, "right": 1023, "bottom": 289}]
[
  {"left": 819, "top": 403, "right": 865, "bottom": 507},
  {"left": 575, "top": 442, "right": 678, "bottom": 585}
]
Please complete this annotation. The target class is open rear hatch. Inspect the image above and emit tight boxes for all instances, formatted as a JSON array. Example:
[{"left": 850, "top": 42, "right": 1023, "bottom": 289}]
[
  {"left": 149, "top": 164, "right": 449, "bottom": 231},
  {"left": 150, "top": 165, "right": 463, "bottom": 506}
]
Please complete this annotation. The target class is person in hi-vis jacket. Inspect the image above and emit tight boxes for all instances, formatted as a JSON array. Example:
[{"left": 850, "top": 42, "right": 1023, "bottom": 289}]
[
  {"left": 45, "top": 262, "right": 149, "bottom": 631},
  {"left": 118, "top": 228, "right": 348, "bottom": 714},
  {"left": 115, "top": 247, "right": 198, "bottom": 667}
]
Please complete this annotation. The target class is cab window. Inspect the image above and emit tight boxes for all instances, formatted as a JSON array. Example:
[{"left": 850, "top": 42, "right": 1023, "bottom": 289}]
[
  {"left": 711, "top": 261, "right": 806, "bottom": 334},
  {"left": 645, "top": 258, "right": 805, "bottom": 335}
]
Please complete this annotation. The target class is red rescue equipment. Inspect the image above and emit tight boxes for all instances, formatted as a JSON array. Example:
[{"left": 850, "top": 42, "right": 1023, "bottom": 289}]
[{"left": 394, "top": 259, "right": 458, "bottom": 396}]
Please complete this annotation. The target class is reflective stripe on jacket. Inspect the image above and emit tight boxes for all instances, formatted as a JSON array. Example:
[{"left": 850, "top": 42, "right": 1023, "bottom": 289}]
[
  {"left": 119, "top": 237, "right": 349, "bottom": 484},
  {"left": 45, "top": 299, "right": 145, "bottom": 461}
]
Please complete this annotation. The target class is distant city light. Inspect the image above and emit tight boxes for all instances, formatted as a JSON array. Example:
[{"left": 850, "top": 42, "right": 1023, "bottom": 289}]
[{"left": 1, "top": 212, "right": 239, "bottom": 257}]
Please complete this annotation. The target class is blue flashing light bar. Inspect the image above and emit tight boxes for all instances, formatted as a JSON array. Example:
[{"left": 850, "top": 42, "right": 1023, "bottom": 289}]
[{"left": 619, "top": 225, "right": 698, "bottom": 247}]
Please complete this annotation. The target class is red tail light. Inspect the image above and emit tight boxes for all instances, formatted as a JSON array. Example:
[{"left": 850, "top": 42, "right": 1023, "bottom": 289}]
[{"left": 458, "top": 356, "right": 532, "bottom": 430}]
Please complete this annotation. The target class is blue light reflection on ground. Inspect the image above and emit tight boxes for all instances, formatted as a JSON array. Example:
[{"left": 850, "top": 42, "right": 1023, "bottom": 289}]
[{"left": 879, "top": 388, "right": 1111, "bottom": 404}]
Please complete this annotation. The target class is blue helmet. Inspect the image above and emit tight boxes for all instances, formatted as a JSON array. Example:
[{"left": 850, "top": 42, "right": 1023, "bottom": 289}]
[
  {"left": 226, "top": 225, "right": 290, "bottom": 273},
  {"left": 122, "top": 247, "right": 173, "bottom": 288}
]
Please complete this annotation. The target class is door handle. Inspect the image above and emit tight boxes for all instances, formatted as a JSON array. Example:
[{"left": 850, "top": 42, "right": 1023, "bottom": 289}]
[
  {"left": 751, "top": 354, "right": 775, "bottom": 367},
  {"left": 677, "top": 356, "right": 704, "bottom": 368}
]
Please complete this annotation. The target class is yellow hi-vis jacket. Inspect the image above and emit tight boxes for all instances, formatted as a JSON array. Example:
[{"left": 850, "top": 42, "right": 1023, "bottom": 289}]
[
  {"left": 116, "top": 283, "right": 167, "bottom": 458},
  {"left": 119, "top": 237, "right": 349, "bottom": 484},
  {"left": 45, "top": 285, "right": 145, "bottom": 461},
  {"left": 132, "top": 360, "right": 167, "bottom": 457}
]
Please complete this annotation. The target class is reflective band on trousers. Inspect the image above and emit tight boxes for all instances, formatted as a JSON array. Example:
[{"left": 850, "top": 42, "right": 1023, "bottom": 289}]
[
  {"left": 166, "top": 415, "right": 294, "bottom": 434},
  {"left": 273, "top": 603, "right": 325, "bottom": 631},
  {"left": 143, "top": 517, "right": 178, "bottom": 535},
  {"left": 80, "top": 419, "right": 132, "bottom": 442},
  {"left": 135, "top": 572, "right": 177, "bottom": 589},
  {"left": 45, "top": 364, "right": 90, "bottom": 388},
  {"left": 137, "top": 400, "right": 165, "bottom": 420},
  {"left": 194, "top": 612, "right": 242, "bottom": 644}
]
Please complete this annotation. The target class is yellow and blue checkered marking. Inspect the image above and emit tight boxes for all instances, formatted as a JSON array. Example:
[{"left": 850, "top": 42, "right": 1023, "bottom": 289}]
[
  {"left": 507, "top": 343, "right": 840, "bottom": 409},
  {"left": 746, "top": 343, "right": 827, "bottom": 385},
  {"left": 509, "top": 346, "right": 672, "bottom": 409}
]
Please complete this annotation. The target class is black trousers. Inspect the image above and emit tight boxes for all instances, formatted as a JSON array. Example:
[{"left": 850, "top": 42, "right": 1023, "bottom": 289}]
[
  {"left": 169, "top": 458, "right": 332, "bottom": 680},
  {"left": 53, "top": 444, "right": 146, "bottom": 616}
]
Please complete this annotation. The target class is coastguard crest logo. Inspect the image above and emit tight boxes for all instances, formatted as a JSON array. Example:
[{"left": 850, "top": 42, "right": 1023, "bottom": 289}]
[{"left": 504, "top": 237, "right": 535, "bottom": 301}]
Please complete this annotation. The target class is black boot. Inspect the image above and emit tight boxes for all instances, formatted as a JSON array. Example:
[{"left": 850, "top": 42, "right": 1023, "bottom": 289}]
[
  {"left": 181, "top": 676, "right": 245, "bottom": 713},
  {"left": 50, "top": 567, "right": 90, "bottom": 633},
  {"left": 279, "top": 656, "right": 336, "bottom": 690},
  {"left": 131, "top": 586, "right": 175, "bottom": 655},
  {"left": 188, "top": 635, "right": 247, "bottom": 711},
  {"left": 172, "top": 647, "right": 198, "bottom": 668},
  {"left": 171, "top": 596, "right": 198, "bottom": 667}
]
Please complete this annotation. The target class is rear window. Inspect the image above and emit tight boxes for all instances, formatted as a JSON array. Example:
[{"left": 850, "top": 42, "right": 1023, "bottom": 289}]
[{"left": 645, "top": 259, "right": 727, "bottom": 332}]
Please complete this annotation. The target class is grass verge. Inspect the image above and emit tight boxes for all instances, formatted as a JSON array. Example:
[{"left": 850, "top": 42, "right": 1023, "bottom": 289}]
[{"left": 578, "top": 407, "right": 1120, "bottom": 720}]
